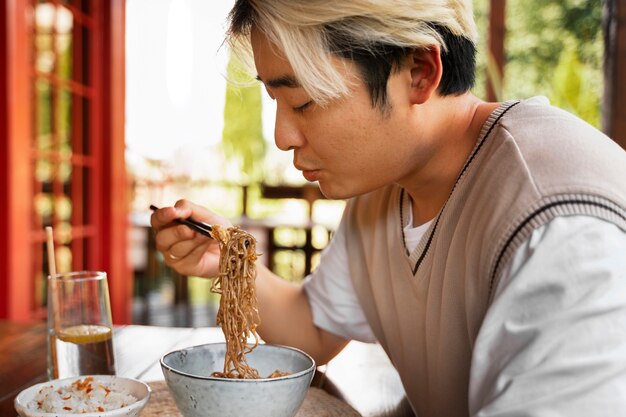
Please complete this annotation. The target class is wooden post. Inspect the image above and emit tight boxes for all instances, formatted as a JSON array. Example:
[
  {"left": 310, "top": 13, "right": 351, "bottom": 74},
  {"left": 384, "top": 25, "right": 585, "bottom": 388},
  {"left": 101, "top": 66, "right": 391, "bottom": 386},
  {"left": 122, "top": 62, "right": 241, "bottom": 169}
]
[
  {"left": 603, "top": 0, "right": 626, "bottom": 149},
  {"left": 486, "top": 0, "right": 506, "bottom": 102},
  {"left": 0, "top": 0, "right": 34, "bottom": 320},
  {"left": 100, "top": 0, "right": 132, "bottom": 324}
]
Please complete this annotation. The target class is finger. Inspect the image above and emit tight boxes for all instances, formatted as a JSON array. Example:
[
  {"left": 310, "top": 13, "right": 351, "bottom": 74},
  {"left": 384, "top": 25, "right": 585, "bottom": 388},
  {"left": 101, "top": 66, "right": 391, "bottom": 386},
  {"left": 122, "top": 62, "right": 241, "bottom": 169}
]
[
  {"left": 150, "top": 206, "right": 182, "bottom": 230},
  {"left": 165, "top": 251, "right": 180, "bottom": 262},
  {"left": 154, "top": 223, "right": 197, "bottom": 254},
  {"left": 172, "top": 199, "right": 195, "bottom": 219},
  {"left": 151, "top": 200, "right": 203, "bottom": 229},
  {"left": 174, "top": 199, "right": 232, "bottom": 228},
  {"left": 163, "top": 239, "right": 214, "bottom": 273},
  {"left": 165, "top": 236, "right": 209, "bottom": 260}
]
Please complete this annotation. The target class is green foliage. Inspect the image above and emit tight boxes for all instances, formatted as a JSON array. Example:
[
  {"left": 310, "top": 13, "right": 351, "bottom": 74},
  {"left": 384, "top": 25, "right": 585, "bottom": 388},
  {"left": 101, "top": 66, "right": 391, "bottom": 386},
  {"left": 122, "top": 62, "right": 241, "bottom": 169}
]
[
  {"left": 550, "top": 43, "right": 601, "bottom": 127},
  {"left": 472, "top": 0, "right": 603, "bottom": 126},
  {"left": 221, "top": 54, "right": 266, "bottom": 183},
  {"left": 472, "top": 0, "right": 490, "bottom": 100},
  {"left": 503, "top": 0, "right": 603, "bottom": 126}
]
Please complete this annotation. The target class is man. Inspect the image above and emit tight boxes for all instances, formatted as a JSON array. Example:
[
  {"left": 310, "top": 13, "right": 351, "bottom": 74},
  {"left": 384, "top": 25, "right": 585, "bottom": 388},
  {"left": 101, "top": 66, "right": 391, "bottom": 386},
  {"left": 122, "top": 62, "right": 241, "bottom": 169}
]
[{"left": 151, "top": 1, "right": 626, "bottom": 415}]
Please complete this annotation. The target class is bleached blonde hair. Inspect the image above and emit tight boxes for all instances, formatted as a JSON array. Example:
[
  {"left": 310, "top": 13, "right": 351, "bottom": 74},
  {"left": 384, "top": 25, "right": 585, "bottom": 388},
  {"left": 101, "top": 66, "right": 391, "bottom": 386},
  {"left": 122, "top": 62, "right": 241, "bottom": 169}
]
[{"left": 227, "top": 0, "right": 478, "bottom": 106}]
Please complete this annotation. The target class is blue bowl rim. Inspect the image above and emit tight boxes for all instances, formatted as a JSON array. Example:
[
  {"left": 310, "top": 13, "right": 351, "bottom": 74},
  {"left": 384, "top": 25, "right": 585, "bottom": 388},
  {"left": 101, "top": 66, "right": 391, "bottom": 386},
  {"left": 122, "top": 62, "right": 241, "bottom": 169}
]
[{"left": 160, "top": 342, "right": 316, "bottom": 382}]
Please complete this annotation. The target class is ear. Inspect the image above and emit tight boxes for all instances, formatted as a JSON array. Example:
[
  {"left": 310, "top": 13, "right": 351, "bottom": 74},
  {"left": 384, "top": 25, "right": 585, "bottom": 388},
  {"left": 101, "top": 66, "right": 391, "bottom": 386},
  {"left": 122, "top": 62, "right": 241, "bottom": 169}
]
[{"left": 408, "top": 46, "right": 443, "bottom": 105}]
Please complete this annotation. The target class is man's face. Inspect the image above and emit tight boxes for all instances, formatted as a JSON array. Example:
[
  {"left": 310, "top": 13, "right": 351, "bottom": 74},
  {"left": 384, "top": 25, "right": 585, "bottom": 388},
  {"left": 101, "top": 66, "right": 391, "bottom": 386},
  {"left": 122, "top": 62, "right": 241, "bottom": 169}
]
[{"left": 251, "top": 29, "right": 424, "bottom": 199}]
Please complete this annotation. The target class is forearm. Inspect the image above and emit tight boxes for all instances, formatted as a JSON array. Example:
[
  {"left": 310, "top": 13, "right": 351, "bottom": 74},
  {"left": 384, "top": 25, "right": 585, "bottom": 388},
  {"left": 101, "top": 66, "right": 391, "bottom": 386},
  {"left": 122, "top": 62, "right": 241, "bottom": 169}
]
[{"left": 254, "top": 263, "right": 348, "bottom": 365}]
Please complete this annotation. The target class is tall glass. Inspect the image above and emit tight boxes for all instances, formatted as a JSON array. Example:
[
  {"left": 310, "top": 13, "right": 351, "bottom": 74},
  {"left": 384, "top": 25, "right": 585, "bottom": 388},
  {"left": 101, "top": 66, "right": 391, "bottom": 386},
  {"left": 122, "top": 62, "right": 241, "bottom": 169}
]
[{"left": 47, "top": 271, "right": 116, "bottom": 379}]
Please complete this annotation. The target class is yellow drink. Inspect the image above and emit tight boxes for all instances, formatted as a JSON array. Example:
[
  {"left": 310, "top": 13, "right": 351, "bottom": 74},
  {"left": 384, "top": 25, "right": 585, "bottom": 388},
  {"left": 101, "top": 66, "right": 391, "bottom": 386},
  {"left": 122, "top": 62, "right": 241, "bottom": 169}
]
[{"left": 48, "top": 324, "right": 116, "bottom": 379}]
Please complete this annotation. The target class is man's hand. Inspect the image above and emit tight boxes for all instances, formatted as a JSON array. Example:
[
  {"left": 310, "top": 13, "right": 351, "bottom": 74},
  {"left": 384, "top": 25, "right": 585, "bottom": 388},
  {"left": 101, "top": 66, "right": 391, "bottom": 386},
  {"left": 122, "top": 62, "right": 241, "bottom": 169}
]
[{"left": 150, "top": 199, "right": 231, "bottom": 278}]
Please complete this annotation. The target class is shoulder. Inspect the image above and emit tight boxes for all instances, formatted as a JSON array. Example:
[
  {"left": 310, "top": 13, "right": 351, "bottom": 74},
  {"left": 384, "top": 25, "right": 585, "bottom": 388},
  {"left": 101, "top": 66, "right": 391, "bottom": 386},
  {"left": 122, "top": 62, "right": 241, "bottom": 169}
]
[
  {"left": 499, "top": 96, "right": 624, "bottom": 160},
  {"left": 494, "top": 215, "right": 626, "bottom": 301},
  {"left": 451, "top": 99, "right": 626, "bottom": 298}
]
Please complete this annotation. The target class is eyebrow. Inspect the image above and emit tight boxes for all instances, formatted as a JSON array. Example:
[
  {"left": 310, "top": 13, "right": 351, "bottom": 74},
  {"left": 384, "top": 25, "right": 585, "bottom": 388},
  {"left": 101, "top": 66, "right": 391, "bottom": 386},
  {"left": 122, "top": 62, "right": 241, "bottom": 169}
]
[{"left": 256, "top": 74, "right": 301, "bottom": 89}]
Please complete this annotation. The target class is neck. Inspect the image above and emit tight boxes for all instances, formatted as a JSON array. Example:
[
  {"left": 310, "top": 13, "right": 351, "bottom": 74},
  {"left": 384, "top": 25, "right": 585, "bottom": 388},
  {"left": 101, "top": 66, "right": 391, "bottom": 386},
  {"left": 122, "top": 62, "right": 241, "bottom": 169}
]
[{"left": 398, "top": 94, "right": 500, "bottom": 226}]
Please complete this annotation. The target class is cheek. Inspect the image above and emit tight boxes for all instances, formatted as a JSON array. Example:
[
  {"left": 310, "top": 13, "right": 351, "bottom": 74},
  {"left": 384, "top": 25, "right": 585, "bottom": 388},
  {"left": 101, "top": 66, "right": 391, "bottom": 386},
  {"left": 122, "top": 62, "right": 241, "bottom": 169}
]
[
  {"left": 329, "top": 116, "right": 388, "bottom": 162},
  {"left": 305, "top": 97, "right": 398, "bottom": 170},
  {"left": 317, "top": 105, "right": 373, "bottom": 144},
  {"left": 309, "top": 119, "right": 363, "bottom": 160}
]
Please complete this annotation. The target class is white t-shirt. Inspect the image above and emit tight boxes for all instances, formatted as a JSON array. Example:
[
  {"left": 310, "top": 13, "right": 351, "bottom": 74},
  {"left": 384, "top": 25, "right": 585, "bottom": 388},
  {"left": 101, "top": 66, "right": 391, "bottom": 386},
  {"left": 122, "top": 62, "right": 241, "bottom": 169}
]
[
  {"left": 303, "top": 211, "right": 626, "bottom": 414},
  {"left": 303, "top": 204, "right": 431, "bottom": 342}
]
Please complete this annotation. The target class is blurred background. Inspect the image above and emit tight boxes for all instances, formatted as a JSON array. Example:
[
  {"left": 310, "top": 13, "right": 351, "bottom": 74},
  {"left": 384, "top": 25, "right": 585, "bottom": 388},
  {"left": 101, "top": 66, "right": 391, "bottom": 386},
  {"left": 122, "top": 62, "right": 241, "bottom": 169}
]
[{"left": 1, "top": 0, "right": 624, "bottom": 327}]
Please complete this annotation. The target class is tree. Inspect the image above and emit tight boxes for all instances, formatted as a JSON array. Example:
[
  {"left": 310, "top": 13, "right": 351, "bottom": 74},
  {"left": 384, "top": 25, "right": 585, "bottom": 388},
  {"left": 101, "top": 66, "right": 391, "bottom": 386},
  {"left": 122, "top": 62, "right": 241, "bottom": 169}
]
[
  {"left": 503, "top": 0, "right": 603, "bottom": 126},
  {"left": 551, "top": 43, "right": 600, "bottom": 127},
  {"left": 221, "top": 54, "right": 266, "bottom": 184}
]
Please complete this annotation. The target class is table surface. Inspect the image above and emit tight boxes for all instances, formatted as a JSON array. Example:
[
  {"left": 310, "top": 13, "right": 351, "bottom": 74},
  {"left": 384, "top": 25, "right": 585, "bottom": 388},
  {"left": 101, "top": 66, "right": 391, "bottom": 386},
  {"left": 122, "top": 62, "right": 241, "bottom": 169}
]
[{"left": 0, "top": 320, "right": 415, "bottom": 417}]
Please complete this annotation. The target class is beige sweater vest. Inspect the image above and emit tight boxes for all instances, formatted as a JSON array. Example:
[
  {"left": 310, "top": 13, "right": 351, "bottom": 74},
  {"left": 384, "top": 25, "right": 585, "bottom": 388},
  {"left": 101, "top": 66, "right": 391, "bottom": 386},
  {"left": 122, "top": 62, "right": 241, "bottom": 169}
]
[{"left": 344, "top": 98, "right": 626, "bottom": 417}]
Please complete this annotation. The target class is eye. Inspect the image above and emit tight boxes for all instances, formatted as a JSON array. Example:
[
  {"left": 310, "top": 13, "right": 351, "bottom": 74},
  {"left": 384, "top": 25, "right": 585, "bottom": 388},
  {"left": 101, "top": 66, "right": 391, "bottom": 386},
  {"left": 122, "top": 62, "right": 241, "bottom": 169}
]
[{"left": 293, "top": 101, "right": 312, "bottom": 113}]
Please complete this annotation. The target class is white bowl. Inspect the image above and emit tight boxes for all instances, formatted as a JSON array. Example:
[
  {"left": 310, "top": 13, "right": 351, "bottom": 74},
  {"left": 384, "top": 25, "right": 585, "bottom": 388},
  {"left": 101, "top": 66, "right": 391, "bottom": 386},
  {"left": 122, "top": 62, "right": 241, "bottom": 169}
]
[
  {"left": 161, "top": 343, "right": 315, "bottom": 417},
  {"left": 14, "top": 375, "right": 151, "bottom": 417}
]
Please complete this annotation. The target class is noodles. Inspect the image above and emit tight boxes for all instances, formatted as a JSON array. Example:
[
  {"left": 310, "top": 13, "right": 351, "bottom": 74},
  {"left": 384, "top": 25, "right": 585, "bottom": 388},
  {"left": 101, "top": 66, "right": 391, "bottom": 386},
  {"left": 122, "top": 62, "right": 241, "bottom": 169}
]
[
  {"left": 210, "top": 224, "right": 291, "bottom": 379},
  {"left": 209, "top": 225, "right": 290, "bottom": 379},
  {"left": 210, "top": 225, "right": 262, "bottom": 379}
]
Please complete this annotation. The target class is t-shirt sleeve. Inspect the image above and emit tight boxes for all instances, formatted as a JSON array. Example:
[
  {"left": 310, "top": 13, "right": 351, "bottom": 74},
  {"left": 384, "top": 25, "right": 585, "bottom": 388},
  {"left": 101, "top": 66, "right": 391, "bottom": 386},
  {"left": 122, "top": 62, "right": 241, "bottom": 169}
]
[
  {"left": 303, "top": 217, "right": 377, "bottom": 343},
  {"left": 469, "top": 216, "right": 626, "bottom": 416}
]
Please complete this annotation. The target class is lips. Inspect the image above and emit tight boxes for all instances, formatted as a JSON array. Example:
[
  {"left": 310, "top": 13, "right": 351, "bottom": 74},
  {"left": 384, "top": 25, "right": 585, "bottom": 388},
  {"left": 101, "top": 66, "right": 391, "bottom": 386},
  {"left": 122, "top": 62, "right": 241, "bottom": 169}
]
[
  {"left": 294, "top": 158, "right": 320, "bottom": 182},
  {"left": 301, "top": 169, "right": 320, "bottom": 182}
]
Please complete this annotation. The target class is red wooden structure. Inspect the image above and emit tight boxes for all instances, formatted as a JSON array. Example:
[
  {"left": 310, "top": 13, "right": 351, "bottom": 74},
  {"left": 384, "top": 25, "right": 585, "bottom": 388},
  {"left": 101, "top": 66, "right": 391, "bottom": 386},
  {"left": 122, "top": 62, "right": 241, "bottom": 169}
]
[
  {"left": 486, "top": 0, "right": 506, "bottom": 102},
  {"left": 603, "top": 0, "right": 626, "bottom": 149},
  {"left": 0, "top": 0, "right": 131, "bottom": 323}
]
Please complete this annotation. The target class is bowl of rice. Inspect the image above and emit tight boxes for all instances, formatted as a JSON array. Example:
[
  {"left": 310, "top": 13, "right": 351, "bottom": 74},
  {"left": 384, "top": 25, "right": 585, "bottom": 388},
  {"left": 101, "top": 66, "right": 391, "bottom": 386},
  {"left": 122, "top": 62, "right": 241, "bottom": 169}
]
[{"left": 14, "top": 375, "right": 151, "bottom": 417}]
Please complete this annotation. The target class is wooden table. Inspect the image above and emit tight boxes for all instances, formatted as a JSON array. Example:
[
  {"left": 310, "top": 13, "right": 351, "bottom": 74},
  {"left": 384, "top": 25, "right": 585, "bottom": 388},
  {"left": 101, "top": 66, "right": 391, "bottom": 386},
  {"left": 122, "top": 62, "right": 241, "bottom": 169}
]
[{"left": 0, "top": 320, "right": 415, "bottom": 417}]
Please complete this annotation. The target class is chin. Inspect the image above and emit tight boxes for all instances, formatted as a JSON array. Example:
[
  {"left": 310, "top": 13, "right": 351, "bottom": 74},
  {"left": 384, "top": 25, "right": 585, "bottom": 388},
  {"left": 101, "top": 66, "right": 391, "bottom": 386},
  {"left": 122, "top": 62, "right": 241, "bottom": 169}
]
[{"left": 318, "top": 181, "right": 363, "bottom": 200}]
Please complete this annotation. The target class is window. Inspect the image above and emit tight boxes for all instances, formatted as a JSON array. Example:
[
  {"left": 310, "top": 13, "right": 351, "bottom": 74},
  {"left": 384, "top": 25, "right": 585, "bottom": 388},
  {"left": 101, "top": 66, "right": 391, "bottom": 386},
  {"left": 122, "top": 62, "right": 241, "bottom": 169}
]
[{"left": 1, "top": 0, "right": 129, "bottom": 322}]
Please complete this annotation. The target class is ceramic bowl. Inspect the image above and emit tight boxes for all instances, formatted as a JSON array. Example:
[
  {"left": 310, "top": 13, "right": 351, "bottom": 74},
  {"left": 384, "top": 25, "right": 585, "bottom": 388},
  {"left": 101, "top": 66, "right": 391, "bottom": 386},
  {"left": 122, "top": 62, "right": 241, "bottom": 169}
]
[
  {"left": 14, "top": 375, "right": 151, "bottom": 417},
  {"left": 161, "top": 343, "right": 315, "bottom": 417}
]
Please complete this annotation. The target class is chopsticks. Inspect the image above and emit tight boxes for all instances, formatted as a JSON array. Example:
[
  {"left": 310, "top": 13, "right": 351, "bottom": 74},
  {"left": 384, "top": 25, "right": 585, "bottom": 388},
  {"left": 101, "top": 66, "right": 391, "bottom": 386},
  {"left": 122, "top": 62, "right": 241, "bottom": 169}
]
[{"left": 149, "top": 205, "right": 214, "bottom": 239}]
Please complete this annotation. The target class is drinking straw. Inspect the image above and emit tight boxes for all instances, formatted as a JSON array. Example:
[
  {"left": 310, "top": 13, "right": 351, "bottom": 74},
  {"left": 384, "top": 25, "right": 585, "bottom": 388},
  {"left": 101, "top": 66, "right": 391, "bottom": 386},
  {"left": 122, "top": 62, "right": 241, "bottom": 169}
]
[
  {"left": 45, "top": 227, "right": 57, "bottom": 278},
  {"left": 46, "top": 227, "right": 61, "bottom": 330},
  {"left": 45, "top": 226, "right": 60, "bottom": 377}
]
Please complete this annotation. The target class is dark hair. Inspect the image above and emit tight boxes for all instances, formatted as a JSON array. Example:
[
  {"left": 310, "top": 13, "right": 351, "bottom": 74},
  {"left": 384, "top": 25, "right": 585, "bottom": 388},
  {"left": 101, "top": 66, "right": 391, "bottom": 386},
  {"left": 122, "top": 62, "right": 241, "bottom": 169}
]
[
  {"left": 326, "top": 23, "right": 477, "bottom": 111},
  {"left": 228, "top": 0, "right": 255, "bottom": 35},
  {"left": 228, "top": 0, "right": 476, "bottom": 111}
]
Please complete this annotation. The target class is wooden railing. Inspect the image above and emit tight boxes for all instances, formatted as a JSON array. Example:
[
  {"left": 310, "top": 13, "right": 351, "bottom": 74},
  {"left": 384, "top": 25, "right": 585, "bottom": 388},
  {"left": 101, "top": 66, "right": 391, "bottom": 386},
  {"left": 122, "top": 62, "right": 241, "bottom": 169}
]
[{"left": 130, "top": 182, "right": 341, "bottom": 326}]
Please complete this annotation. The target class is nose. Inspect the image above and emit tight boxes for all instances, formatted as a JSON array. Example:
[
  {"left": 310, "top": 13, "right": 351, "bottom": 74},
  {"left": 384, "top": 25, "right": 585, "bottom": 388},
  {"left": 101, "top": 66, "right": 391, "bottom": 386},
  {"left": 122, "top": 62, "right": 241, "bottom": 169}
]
[{"left": 274, "top": 106, "right": 306, "bottom": 151}]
